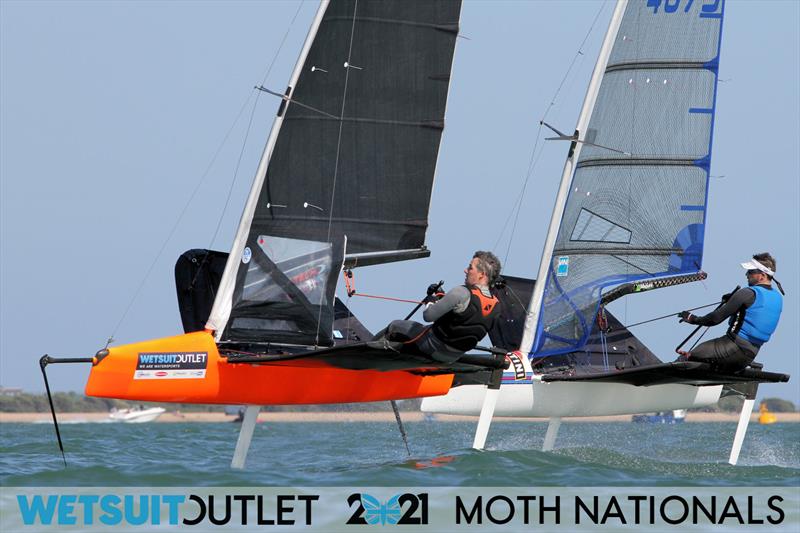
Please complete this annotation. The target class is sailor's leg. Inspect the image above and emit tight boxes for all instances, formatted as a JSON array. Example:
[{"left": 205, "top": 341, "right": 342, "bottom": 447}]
[
  {"left": 231, "top": 405, "right": 260, "bottom": 469},
  {"left": 542, "top": 417, "right": 562, "bottom": 451},
  {"left": 728, "top": 383, "right": 758, "bottom": 465},
  {"left": 688, "top": 336, "right": 753, "bottom": 371},
  {"left": 383, "top": 320, "right": 425, "bottom": 342}
]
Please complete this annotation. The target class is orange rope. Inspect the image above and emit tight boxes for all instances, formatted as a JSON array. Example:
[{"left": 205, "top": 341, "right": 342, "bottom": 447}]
[
  {"left": 342, "top": 269, "right": 421, "bottom": 304},
  {"left": 351, "top": 293, "right": 420, "bottom": 305},
  {"left": 343, "top": 269, "right": 356, "bottom": 296}
]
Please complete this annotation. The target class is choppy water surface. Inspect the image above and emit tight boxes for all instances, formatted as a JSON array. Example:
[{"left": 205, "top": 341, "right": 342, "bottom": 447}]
[{"left": 1, "top": 420, "right": 798, "bottom": 487}]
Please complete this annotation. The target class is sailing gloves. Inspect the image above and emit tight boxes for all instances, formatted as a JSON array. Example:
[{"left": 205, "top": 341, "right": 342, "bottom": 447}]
[
  {"left": 678, "top": 311, "right": 696, "bottom": 324},
  {"left": 424, "top": 283, "right": 445, "bottom": 304},
  {"left": 423, "top": 292, "right": 445, "bottom": 304},
  {"left": 423, "top": 283, "right": 445, "bottom": 305}
]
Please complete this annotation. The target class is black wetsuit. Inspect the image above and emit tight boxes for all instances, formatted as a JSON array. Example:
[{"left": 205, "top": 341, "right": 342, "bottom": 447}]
[
  {"left": 379, "top": 285, "right": 499, "bottom": 363},
  {"left": 688, "top": 284, "right": 778, "bottom": 371}
]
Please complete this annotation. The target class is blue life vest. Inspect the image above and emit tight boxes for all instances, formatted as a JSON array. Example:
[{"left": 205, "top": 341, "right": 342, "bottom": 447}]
[{"left": 738, "top": 285, "right": 783, "bottom": 345}]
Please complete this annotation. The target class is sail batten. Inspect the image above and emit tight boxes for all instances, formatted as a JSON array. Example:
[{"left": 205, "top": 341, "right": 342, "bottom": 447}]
[
  {"left": 323, "top": 15, "right": 459, "bottom": 33},
  {"left": 281, "top": 115, "right": 445, "bottom": 129},
  {"left": 552, "top": 248, "right": 684, "bottom": 256},
  {"left": 524, "top": 0, "right": 725, "bottom": 358}
]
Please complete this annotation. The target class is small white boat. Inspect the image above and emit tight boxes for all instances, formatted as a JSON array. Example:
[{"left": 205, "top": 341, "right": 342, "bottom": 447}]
[
  {"left": 108, "top": 406, "right": 166, "bottom": 423},
  {"left": 632, "top": 409, "right": 687, "bottom": 424}
]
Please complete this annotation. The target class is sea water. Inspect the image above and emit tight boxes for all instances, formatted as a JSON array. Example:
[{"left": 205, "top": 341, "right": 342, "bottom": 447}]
[
  {"left": 3, "top": 420, "right": 799, "bottom": 532},
  {"left": 1, "top": 420, "right": 798, "bottom": 487}
]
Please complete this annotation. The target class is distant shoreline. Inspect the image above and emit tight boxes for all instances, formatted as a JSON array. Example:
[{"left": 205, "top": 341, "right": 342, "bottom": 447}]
[{"left": 1, "top": 412, "right": 798, "bottom": 424}]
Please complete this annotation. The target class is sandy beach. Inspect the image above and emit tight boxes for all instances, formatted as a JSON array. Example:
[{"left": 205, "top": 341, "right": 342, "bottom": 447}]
[{"left": 1, "top": 411, "right": 798, "bottom": 424}]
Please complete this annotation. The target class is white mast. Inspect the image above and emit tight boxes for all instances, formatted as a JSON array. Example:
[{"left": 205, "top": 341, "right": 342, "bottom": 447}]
[
  {"left": 206, "top": 1, "right": 330, "bottom": 338},
  {"left": 518, "top": 0, "right": 628, "bottom": 357},
  {"left": 472, "top": 0, "right": 630, "bottom": 452}
]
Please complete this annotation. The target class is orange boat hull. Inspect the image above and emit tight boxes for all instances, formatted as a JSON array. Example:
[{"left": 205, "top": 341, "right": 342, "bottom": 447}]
[{"left": 85, "top": 331, "right": 453, "bottom": 404}]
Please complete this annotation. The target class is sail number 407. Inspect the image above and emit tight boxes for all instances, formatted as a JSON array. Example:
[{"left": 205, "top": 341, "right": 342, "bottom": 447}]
[{"left": 647, "top": 0, "right": 721, "bottom": 14}]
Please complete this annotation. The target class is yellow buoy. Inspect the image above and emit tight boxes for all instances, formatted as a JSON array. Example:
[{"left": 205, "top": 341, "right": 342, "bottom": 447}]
[{"left": 758, "top": 402, "right": 777, "bottom": 425}]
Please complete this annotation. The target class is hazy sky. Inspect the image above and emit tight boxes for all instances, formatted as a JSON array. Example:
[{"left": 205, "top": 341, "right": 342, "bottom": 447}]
[{"left": 1, "top": 0, "right": 798, "bottom": 404}]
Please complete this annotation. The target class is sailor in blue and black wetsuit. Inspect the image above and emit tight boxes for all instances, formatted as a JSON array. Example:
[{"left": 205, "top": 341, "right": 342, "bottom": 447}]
[
  {"left": 378, "top": 251, "right": 502, "bottom": 363},
  {"left": 678, "top": 253, "right": 784, "bottom": 371}
]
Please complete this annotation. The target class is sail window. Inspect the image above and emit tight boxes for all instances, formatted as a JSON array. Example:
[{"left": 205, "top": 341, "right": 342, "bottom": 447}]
[
  {"left": 225, "top": 235, "right": 344, "bottom": 346},
  {"left": 241, "top": 236, "right": 332, "bottom": 306},
  {"left": 570, "top": 208, "right": 632, "bottom": 244}
]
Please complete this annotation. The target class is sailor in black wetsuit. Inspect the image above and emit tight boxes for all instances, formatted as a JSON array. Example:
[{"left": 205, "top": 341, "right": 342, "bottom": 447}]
[
  {"left": 378, "top": 251, "right": 501, "bottom": 363},
  {"left": 678, "top": 253, "right": 784, "bottom": 371}
]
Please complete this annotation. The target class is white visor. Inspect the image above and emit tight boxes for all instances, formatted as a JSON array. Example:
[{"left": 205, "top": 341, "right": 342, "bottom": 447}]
[{"left": 740, "top": 259, "right": 774, "bottom": 277}]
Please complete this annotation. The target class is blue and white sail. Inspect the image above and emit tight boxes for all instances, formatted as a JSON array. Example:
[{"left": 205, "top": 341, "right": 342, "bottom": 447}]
[{"left": 521, "top": 0, "right": 725, "bottom": 357}]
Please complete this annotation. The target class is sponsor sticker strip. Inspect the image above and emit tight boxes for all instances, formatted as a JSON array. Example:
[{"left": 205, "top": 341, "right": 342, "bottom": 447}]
[{"left": 134, "top": 352, "right": 208, "bottom": 380}]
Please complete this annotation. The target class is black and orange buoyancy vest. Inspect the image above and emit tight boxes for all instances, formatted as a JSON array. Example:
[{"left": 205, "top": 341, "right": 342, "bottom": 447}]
[{"left": 431, "top": 286, "right": 499, "bottom": 351}]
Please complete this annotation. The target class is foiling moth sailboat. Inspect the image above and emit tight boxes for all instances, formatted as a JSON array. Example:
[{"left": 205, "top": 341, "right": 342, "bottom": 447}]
[
  {"left": 41, "top": 0, "right": 508, "bottom": 468},
  {"left": 422, "top": 0, "right": 789, "bottom": 465}
]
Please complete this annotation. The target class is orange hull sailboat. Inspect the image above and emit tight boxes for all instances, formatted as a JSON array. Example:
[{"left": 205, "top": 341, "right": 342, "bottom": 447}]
[
  {"left": 84, "top": 331, "right": 455, "bottom": 405},
  {"left": 41, "top": 0, "right": 508, "bottom": 468}
]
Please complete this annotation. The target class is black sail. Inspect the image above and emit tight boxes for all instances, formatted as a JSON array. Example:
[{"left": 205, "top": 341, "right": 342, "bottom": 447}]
[
  {"left": 221, "top": 0, "right": 462, "bottom": 346},
  {"left": 256, "top": 0, "right": 460, "bottom": 261}
]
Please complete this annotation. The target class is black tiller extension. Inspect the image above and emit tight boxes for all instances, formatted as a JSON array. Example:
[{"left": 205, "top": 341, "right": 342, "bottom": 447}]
[
  {"left": 675, "top": 285, "right": 739, "bottom": 354},
  {"left": 403, "top": 280, "right": 444, "bottom": 321}
]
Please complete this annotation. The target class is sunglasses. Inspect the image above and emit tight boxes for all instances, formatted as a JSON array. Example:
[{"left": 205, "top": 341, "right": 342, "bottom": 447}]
[{"left": 746, "top": 269, "right": 761, "bottom": 276}]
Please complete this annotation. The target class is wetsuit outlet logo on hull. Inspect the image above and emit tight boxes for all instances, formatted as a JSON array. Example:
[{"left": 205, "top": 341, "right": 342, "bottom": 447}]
[{"left": 134, "top": 352, "right": 208, "bottom": 380}]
